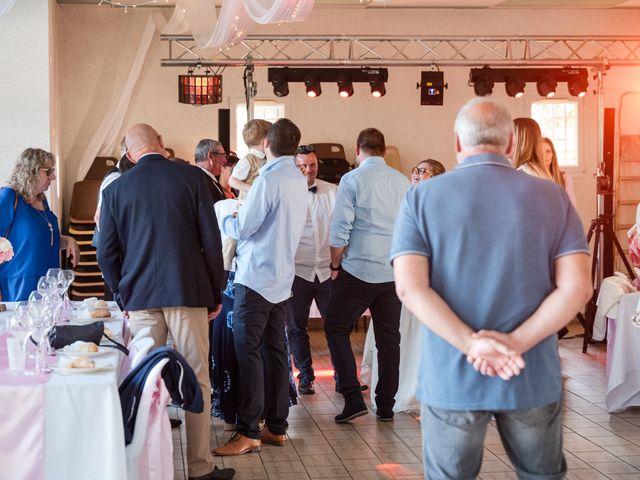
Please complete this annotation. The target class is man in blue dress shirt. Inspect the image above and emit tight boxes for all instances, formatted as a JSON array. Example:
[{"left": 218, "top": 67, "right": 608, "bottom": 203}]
[
  {"left": 391, "top": 98, "right": 592, "bottom": 479},
  {"left": 325, "top": 128, "right": 410, "bottom": 423},
  {"left": 215, "top": 118, "right": 308, "bottom": 455}
]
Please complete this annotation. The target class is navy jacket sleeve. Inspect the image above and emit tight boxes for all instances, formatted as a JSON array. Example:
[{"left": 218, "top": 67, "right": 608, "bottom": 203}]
[
  {"left": 196, "top": 173, "right": 224, "bottom": 305},
  {"left": 97, "top": 189, "right": 123, "bottom": 303}
]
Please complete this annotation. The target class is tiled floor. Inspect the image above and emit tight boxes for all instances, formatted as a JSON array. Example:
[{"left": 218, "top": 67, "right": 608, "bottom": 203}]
[{"left": 172, "top": 323, "right": 640, "bottom": 479}]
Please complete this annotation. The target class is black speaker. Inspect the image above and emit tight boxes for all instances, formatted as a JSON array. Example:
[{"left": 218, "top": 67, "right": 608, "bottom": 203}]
[
  {"left": 420, "top": 71, "right": 445, "bottom": 106},
  {"left": 218, "top": 109, "right": 230, "bottom": 154}
]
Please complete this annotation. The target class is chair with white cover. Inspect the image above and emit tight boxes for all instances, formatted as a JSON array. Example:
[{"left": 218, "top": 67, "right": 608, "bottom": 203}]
[
  {"left": 119, "top": 327, "right": 154, "bottom": 384},
  {"left": 125, "top": 358, "right": 173, "bottom": 480}
]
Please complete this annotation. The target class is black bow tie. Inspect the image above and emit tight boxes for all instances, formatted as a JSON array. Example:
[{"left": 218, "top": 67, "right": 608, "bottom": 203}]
[{"left": 308, "top": 186, "right": 317, "bottom": 193}]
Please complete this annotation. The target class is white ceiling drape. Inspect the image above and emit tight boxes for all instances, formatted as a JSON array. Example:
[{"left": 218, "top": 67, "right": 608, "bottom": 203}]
[
  {"left": 0, "top": 0, "right": 16, "bottom": 17},
  {"left": 75, "top": 0, "right": 314, "bottom": 181},
  {"left": 243, "top": 0, "right": 315, "bottom": 24}
]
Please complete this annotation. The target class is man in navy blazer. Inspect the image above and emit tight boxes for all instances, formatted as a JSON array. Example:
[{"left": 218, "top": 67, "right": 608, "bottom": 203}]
[{"left": 98, "top": 123, "right": 231, "bottom": 480}]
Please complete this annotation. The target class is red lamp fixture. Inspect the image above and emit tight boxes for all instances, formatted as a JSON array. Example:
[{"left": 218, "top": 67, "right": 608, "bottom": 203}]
[{"left": 178, "top": 65, "right": 222, "bottom": 105}]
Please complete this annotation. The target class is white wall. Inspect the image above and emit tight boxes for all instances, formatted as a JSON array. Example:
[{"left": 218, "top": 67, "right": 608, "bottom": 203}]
[
  {"left": 0, "top": 0, "right": 53, "bottom": 204},
  {"left": 57, "top": 6, "right": 640, "bottom": 229}
]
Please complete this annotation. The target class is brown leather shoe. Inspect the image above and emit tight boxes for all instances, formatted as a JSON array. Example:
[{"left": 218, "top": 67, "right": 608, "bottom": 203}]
[
  {"left": 212, "top": 433, "right": 261, "bottom": 456},
  {"left": 260, "top": 426, "right": 286, "bottom": 446}
]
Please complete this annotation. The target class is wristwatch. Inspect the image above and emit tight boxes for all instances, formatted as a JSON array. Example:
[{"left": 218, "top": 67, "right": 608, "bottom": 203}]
[{"left": 329, "top": 263, "right": 342, "bottom": 271}]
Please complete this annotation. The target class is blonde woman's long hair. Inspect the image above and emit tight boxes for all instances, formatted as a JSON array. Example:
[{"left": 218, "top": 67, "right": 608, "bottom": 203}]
[
  {"left": 513, "top": 118, "right": 552, "bottom": 180},
  {"left": 7, "top": 148, "right": 54, "bottom": 202},
  {"left": 542, "top": 137, "right": 566, "bottom": 188}
]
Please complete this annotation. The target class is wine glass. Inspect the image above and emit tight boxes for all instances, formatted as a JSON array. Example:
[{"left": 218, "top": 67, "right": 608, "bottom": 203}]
[
  {"left": 7, "top": 311, "right": 31, "bottom": 375},
  {"left": 58, "top": 269, "right": 75, "bottom": 316},
  {"left": 46, "top": 268, "right": 61, "bottom": 282},
  {"left": 37, "top": 276, "right": 50, "bottom": 295},
  {"left": 28, "top": 314, "right": 51, "bottom": 374},
  {"left": 58, "top": 270, "right": 74, "bottom": 293}
]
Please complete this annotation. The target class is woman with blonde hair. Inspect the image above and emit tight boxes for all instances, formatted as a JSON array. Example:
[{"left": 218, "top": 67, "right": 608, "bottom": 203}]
[
  {"left": 542, "top": 137, "right": 577, "bottom": 207},
  {"left": 512, "top": 118, "right": 553, "bottom": 180},
  {"left": 0, "top": 148, "right": 79, "bottom": 301}
]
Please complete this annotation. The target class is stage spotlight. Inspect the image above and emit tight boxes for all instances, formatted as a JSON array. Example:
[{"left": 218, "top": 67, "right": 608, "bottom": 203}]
[
  {"left": 271, "top": 71, "right": 289, "bottom": 97},
  {"left": 505, "top": 76, "right": 525, "bottom": 98},
  {"left": 337, "top": 74, "right": 354, "bottom": 98},
  {"left": 568, "top": 76, "right": 589, "bottom": 97},
  {"left": 536, "top": 75, "right": 557, "bottom": 98},
  {"left": 304, "top": 74, "right": 322, "bottom": 98},
  {"left": 369, "top": 75, "right": 386, "bottom": 97},
  {"left": 473, "top": 75, "right": 494, "bottom": 96}
]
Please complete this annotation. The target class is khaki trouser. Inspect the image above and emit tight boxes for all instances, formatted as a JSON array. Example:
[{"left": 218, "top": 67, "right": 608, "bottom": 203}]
[{"left": 128, "top": 306, "right": 213, "bottom": 477}]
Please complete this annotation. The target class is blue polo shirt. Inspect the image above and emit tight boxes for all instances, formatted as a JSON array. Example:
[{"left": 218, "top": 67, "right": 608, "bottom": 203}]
[{"left": 390, "top": 153, "right": 589, "bottom": 410}]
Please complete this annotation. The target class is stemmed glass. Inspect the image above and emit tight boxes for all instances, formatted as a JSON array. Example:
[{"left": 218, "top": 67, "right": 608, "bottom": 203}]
[
  {"left": 58, "top": 269, "right": 75, "bottom": 320},
  {"left": 46, "top": 268, "right": 60, "bottom": 284},
  {"left": 28, "top": 312, "right": 52, "bottom": 374},
  {"left": 37, "top": 276, "right": 50, "bottom": 295},
  {"left": 7, "top": 311, "right": 31, "bottom": 375}
]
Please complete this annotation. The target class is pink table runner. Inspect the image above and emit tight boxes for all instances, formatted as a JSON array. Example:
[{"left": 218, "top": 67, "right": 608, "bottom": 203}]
[{"left": 0, "top": 332, "right": 50, "bottom": 480}]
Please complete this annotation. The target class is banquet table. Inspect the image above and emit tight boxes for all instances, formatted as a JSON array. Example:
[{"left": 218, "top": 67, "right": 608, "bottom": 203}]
[
  {"left": 0, "top": 302, "right": 127, "bottom": 480},
  {"left": 605, "top": 292, "right": 640, "bottom": 412}
]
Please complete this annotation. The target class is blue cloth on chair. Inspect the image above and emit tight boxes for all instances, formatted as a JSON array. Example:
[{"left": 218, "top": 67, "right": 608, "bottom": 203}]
[{"left": 119, "top": 346, "right": 203, "bottom": 444}]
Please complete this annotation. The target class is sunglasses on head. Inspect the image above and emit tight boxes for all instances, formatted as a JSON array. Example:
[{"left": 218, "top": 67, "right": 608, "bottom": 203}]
[{"left": 296, "top": 145, "right": 315, "bottom": 155}]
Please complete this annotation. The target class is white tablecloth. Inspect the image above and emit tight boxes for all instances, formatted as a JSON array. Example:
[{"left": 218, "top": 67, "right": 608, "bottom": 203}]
[
  {"left": 594, "top": 275, "right": 636, "bottom": 341},
  {"left": 606, "top": 292, "right": 640, "bottom": 412},
  {"left": 0, "top": 302, "right": 127, "bottom": 480}
]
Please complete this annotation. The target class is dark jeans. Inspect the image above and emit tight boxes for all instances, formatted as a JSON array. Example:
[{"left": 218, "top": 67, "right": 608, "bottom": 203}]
[
  {"left": 286, "top": 275, "right": 331, "bottom": 384},
  {"left": 324, "top": 270, "right": 401, "bottom": 412},
  {"left": 232, "top": 284, "right": 289, "bottom": 439}
]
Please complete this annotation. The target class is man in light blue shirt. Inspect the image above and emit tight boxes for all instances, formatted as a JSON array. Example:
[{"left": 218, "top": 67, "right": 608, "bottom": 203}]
[
  {"left": 214, "top": 118, "right": 307, "bottom": 456},
  {"left": 325, "top": 128, "right": 409, "bottom": 424},
  {"left": 391, "top": 98, "right": 591, "bottom": 479}
]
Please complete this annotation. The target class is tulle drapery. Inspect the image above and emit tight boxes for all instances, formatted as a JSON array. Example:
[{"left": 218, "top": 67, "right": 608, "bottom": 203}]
[
  {"left": 0, "top": 0, "right": 16, "bottom": 17},
  {"left": 75, "top": 0, "right": 314, "bottom": 181}
]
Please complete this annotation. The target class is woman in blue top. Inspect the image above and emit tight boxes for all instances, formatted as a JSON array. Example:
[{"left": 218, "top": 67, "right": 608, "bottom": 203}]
[{"left": 0, "top": 148, "right": 79, "bottom": 302}]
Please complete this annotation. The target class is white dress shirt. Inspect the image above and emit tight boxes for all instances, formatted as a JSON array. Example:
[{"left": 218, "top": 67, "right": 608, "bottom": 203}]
[
  {"left": 294, "top": 179, "right": 337, "bottom": 283},
  {"left": 198, "top": 165, "right": 225, "bottom": 198},
  {"left": 232, "top": 148, "right": 266, "bottom": 181}
]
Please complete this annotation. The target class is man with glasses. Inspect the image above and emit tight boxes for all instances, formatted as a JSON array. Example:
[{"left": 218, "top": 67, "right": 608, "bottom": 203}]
[
  {"left": 325, "top": 128, "right": 410, "bottom": 423},
  {"left": 286, "top": 144, "right": 337, "bottom": 395},
  {"left": 195, "top": 138, "right": 227, "bottom": 203}
]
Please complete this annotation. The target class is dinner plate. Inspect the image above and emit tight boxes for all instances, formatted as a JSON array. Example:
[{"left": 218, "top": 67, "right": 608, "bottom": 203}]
[
  {"left": 58, "top": 347, "right": 111, "bottom": 357},
  {"left": 52, "top": 365, "right": 114, "bottom": 375}
]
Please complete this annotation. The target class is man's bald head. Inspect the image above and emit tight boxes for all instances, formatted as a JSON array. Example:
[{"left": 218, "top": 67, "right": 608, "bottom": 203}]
[
  {"left": 454, "top": 98, "right": 514, "bottom": 161},
  {"left": 125, "top": 123, "right": 165, "bottom": 162}
]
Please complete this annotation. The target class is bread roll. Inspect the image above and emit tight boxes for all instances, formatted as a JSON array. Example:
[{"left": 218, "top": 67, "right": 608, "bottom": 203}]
[
  {"left": 66, "top": 356, "right": 95, "bottom": 369},
  {"left": 90, "top": 309, "right": 111, "bottom": 319},
  {"left": 94, "top": 300, "right": 109, "bottom": 308},
  {"left": 77, "top": 342, "right": 99, "bottom": 353}
]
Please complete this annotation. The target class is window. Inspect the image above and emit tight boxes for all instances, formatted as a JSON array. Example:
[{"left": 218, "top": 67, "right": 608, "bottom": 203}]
[
  {"left": 531, "top": 100, "right": 579, "bottom": 168},
  {"left": 234, "top": 101, "right": 285, "bottom": 158}
]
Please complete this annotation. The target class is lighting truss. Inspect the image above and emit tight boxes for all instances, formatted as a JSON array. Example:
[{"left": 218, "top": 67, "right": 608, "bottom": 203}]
[
  {"left": 161, "top": 35, "right": 640, "bottom": 67},
  {"left": 469, "top": 66, "right": 589, "bottom": 98},
  {"left": 267, "top": 67, "right": 388, "bottom": 97}
]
